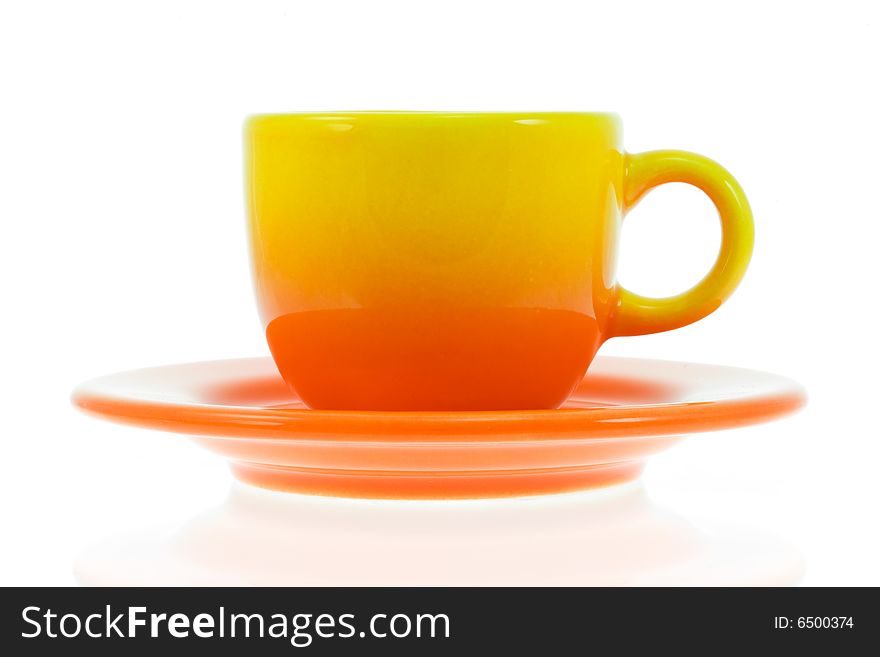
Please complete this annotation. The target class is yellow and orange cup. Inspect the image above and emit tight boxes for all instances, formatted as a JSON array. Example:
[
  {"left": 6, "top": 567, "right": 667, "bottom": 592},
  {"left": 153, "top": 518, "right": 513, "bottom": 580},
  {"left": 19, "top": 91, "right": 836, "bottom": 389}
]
[{"left": 245, "top": 112, "right": 753, "bottom": 410}]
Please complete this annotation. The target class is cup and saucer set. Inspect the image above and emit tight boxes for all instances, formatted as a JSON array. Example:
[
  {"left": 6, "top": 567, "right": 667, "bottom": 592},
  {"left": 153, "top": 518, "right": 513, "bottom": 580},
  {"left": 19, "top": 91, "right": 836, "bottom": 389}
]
[{"left": 73, "top": 113, "right": 805, "bottom": 584}]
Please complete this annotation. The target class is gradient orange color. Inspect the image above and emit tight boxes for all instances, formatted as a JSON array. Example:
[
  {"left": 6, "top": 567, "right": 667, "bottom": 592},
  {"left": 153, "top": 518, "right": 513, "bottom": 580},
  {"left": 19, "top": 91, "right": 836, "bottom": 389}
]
[
  {"left": 245, "top": 112, "right": 754, "bottom": 410},
  {"left": 265, "top": 308, "right": 598, "bottom": 410},
  {"left": 71, "top": 357, "right": 805, "bottom": 499}
]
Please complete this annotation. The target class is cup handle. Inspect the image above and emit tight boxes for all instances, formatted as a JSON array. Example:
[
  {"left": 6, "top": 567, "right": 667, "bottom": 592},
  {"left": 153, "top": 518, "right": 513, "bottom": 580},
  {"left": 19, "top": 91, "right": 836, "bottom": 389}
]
[{"left": 608, "top": 150, "right": 755, "bottom": 337}]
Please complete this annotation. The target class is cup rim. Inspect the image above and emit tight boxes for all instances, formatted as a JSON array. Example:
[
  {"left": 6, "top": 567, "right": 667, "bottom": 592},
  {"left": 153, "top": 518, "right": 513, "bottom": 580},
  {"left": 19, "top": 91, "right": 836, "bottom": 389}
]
[{"left": 245, "top": 111, "right": 622, "bottom": 126}]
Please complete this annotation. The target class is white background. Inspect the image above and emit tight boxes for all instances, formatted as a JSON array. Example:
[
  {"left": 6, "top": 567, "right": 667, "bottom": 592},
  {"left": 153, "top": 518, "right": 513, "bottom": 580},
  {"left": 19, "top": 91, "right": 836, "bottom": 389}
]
[{"left": 1, "top": 0, "right": 878, "bottom": 586}]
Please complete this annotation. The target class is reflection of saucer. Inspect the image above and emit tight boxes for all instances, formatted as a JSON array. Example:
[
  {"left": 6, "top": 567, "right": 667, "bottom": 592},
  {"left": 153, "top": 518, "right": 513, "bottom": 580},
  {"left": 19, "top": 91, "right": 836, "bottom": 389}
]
[
  {"left": 74, "top": 483, "right": 804, "bottom": 586},
  {"left": 72, "top": 357, "right": 805, "bottom": 499}
]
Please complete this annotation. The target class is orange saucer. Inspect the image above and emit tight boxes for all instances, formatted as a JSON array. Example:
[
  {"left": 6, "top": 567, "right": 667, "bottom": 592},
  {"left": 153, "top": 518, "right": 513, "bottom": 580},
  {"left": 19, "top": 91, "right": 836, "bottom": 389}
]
[{"left": 72, "top": 357, "right": 805, "bottom": 499}]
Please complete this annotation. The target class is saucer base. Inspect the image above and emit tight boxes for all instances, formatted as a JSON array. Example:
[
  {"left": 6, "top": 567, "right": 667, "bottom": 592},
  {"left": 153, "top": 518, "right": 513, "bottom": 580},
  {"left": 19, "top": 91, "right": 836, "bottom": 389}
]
[{"left": 230, "top": 460, "right": 646, "bottom": 499}]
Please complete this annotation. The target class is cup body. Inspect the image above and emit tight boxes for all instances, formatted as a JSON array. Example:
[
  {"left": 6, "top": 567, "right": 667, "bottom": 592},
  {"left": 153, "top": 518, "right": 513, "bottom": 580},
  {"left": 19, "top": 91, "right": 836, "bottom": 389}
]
[{"left": 245, "top": 112, "right": 625, "bottom": 410}]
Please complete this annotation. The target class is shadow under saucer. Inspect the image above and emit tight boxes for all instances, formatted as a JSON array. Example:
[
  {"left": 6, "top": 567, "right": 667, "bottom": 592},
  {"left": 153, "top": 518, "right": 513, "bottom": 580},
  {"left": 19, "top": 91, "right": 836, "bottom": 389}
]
[{"left": 74, "top": 482, "right": 803, "bottom": 586}]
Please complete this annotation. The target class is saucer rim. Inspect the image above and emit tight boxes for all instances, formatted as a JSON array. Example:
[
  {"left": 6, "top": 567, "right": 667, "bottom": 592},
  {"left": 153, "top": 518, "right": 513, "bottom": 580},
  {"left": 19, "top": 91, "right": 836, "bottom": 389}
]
[{"left": 72, "top": 356, "right": 806, "bottom": 442}]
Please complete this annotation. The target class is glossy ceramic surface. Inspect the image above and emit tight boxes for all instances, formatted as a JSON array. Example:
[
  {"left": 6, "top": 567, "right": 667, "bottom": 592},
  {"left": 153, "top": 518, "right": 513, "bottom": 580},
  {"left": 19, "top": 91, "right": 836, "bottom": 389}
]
[
  {"left": 72, "top": 357, "right": 804, "bottom": 499},
  {"left": 245, "top": 112, "right": 754, "bottom": 411}
]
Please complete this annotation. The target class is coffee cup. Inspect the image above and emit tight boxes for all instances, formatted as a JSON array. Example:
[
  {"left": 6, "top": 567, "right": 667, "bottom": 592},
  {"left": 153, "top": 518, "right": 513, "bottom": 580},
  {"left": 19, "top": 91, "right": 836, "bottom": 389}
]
[{"left": 245, "top": 112, "right": 752, "bottom": 410}]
